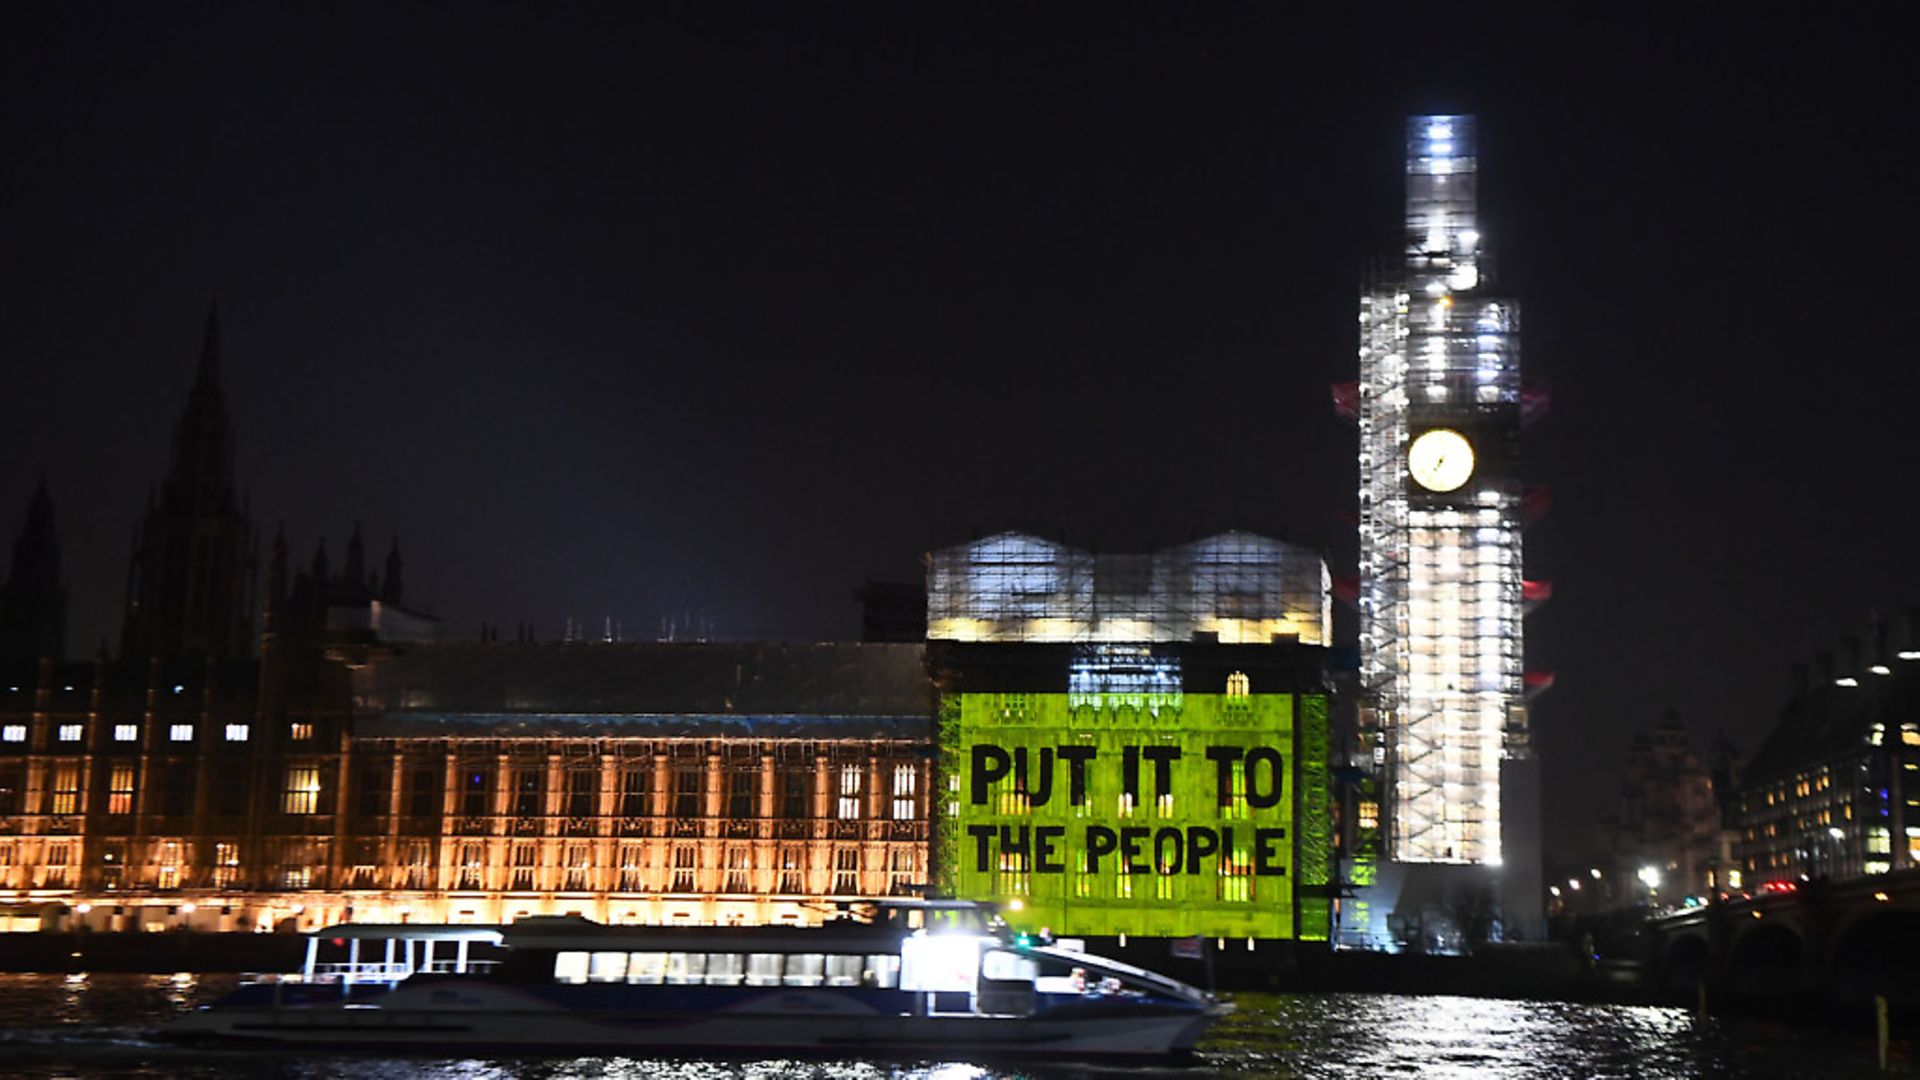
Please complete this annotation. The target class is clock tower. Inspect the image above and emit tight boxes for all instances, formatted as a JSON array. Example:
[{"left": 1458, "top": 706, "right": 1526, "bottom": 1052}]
[{"left": 1353, "top": 115, "right": 1537, "bottom": 890}]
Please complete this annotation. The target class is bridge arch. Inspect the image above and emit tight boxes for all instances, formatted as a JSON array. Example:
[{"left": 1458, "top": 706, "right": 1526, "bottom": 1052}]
[
  {"left": 1728, "top": 918, "right": 1804, "bottom": 994},
  {"left": 1829, "top": 907, "right": 1920, "bottom": 1007},
  {"left": 1659, "top": 931, "right": 1711, "bottom": 992}
]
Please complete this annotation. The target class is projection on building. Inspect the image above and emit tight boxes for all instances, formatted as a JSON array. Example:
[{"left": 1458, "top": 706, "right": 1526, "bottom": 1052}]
[{"left": 937, "top": 691, "right": 1329, "bottom": 940}]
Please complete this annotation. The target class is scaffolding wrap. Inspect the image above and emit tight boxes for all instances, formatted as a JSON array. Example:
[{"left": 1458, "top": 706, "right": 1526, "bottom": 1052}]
[
  {"left": 926, "top": 531, "right": 1330, "bottom": 646},
  {"left": 1357, "top": 116, "right": 1527, "bottom": 866}
]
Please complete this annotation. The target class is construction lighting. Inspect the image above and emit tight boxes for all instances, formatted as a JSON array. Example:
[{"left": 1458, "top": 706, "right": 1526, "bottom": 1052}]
[
  {"left": 1836, "top": 677, "right": 1861, "bottom": 687},
  {"left": 1871, "top": 665, "right": 1892, "bottom": 676}
]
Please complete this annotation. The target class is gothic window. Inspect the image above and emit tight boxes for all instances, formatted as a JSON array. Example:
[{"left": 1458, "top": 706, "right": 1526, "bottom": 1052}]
[
  {"left": 673, "top": 767, "right": 702, "bottom": 820},
  {"left": 778, "top": 847, "right": 804, "bottom": 894},
  {"left": 44, "top": 841, "right": 72, "bottom": 888},
  {"left": 562, "top": 843, "right": 592, "bottom": 891},
  {"left": 409, "top": 767, "right": 440, "bottom": 817},
  {"left": 49, "top": 763, "right": 80, "bottom": 815},
  {"left": 456, "top": 841, "right": 486, "bottom": 890},
  {"left": 356, "top": 763, "right": 390, "bottom": 818},
  {"left": 512, "top": 767, "right": 545, "bottom": 818},
  {"left": 891, "top": 763, "right": 916, "bottom": 820},
  {"left": 723, "top": 846, "right": 750, "bottom": 894},
  {"left": 618, "top": 843, "right": 647, "bottom": 892},
  {"left": 837, "top": 765, "right": 862, "bottom": 820},
  {"left": 620, "top": 763, "right": 652, "bottom": 818},
  {"left": 461, "top": 767, "right": 493, "bottom": 818},
  {"left": 888, "top": 847, "right": 917, "bottom": 895},
  {"left": 727, "top": 762, "right": 758, "bottom": 820},
  {"left": 670, "top": 845, "right": 697, "bottom": 893},
  {"left": 510, "top": 842, "right": 539, "bottom": 891},
  {"left": 831, "top": 847, "right": 859, "bottom": 895},
  {"left": 565, "top": 768, "right": 597, "bottom": 819},
  {"left": 108, "top": 764, "right": 135, "bottom": 814},
  {"left": 403, "top": 840, "right": 433, "bottom": 889},
  {"left": 779, "top": 767, "right": 811, "bottom": 819},
  {"left": 282, "top": 766, "right": 321, "bottom": 815},
  {"left": 212, "top": 841, "right": 239, "bottom": 888},
  {"left": 154, "top": 840, "right": 183, "bottom": 890}
]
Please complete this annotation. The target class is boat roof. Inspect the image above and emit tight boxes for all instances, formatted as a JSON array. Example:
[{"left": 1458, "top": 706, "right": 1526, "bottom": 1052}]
[
  {"left": 499, "top": 917, "right": 916, "bottom": 952},
  {"left": 309, "top": 923, "right": 505, "bottom": 944}
]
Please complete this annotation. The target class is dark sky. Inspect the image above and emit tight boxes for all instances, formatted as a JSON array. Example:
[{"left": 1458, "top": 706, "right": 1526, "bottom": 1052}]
[{"left": 3, "top": 6, "right": 1916, "bottom": 851}]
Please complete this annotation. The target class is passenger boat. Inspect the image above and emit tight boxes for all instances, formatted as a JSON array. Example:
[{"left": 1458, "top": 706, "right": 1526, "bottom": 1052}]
[{"left": 165, "top": 902, "right": 1230, "bottom": 1060}]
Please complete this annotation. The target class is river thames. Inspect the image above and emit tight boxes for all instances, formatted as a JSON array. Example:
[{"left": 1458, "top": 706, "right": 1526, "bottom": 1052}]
[{"left": 0, "top": 973, "right": 1907, "bottom": 1077}]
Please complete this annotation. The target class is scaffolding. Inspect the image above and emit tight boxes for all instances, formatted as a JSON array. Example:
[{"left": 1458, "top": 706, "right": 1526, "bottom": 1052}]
[
  {"left": 925, "top": 531, "right": 1330, "bottom": 647},
  {"left": 1357, "top": 115, "right": 1527, "bottom": 866}
]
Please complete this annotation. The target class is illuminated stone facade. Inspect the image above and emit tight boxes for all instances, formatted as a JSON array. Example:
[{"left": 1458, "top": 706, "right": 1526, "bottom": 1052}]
[{"left": 0, "top": 643, "right": 932, "bottom": 933}]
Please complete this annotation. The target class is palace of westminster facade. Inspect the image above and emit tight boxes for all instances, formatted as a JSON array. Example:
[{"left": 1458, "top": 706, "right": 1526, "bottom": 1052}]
[{"left": 0, "top": 312, "right": 937, "bottom": 933}]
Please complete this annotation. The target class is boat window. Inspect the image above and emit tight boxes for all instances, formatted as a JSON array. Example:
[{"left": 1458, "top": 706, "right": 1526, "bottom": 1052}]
[
  {"left": 665, "top": 952, "right": 708, "bottom": 985},
  {"left": 782, "top": 953, "right": 825, "bottom": 987},
  {"left": 981, "top": 950, "right": 1038, "bottom": 982},
  {"left": 588, "top": 952, "right": 629, "bottom": 983},
  {"left": 705, "top": 952, "right": 746, "bottom": 986},
  {"left": 865, "top": 953, "right": 901, "bottom": 988},
  {"left": 627, "top": 952, "right": 667, "bottom": 984},
  {"left": 824, "top": 954, "right": 863, "bottom": 987},
  {"left": 745, "top": 953, "right": 784, "bottom": 986},
  {"left": 553, "top": 951, "right": 590, "bottom": 985}
]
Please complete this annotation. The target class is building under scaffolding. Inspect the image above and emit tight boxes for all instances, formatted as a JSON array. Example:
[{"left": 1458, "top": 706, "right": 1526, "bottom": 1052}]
[
  {"left": 925, "top": 531, "right": 1330, "bottom": 647},
  {"left": 1355, "top": 116, "right": 1530, "bottom": 869}
]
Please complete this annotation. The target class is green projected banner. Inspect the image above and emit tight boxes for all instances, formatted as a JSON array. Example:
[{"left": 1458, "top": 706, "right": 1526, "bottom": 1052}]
[{"left": 940, "top": 693, "right": 1301, "bottom": 940}]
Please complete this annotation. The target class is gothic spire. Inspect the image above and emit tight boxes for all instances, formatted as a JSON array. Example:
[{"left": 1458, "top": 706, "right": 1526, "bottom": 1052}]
[
  {"left": 382, "top": 537, "right": 404, "bottom": 605},
  {"left": 0, "top": 477, "right": 67, "bottom": 662},
  {"left": 340, "top": 521, "right": 367, "bottom": 603},
  {"left": 162, "top": 301, "right": 237, "bottom": 517}
]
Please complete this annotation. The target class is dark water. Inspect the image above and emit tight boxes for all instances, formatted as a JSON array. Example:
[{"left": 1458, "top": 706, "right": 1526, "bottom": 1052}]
[{"left": 0, "top": 973, "right": 1908, "bottom": 1078}]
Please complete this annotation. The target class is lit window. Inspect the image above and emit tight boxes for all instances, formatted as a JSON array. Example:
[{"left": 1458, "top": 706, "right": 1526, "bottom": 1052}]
[
  {"left": 213, "top": 842, "right": 240, "bottom": 888},
  {"left": 58, "top": 724, "right": 82, "bottom": 743},
  {"left": 283, "top": 766, "right": 321, "bottom": 815},
  {"left": 290, "top": 721, "right": 313, "bottom": 741},
  {"left": 113, "top": 723, "right": 137, "bottom": 742},
  {"left": 108, "top": 764, "right": 135, "bottom": 814},
  {"left": 1358, "top": 800, "right": 1380, "bottom": 830},
  {"left": 169, "top": 724, "right": 193, "bottom": 742},
  {"left": 3, "top": 724, "right": 25, "bottom": 742},
  {"left": 49, "top": 763, "right": 80, "bottom": 815},
  {"left": 837, "top": 765, "right": 862, "bottom": 820},
  {"left": 891, "top": 764, "right": 916, "bottom": 821},
  {"left": 225, "top": 723, "right": 249, "bottom": 742}
]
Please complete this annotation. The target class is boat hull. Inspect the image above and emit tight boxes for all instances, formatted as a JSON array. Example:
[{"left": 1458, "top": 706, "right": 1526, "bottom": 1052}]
[{"left": 166, "top": 982, "right": 1217, "bottom": 1059}]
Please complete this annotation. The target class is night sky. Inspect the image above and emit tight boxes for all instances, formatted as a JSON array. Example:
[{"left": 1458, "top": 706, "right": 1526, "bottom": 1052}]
[{"left": 3, "top": 7, "right": 1915, "bottom": 851}]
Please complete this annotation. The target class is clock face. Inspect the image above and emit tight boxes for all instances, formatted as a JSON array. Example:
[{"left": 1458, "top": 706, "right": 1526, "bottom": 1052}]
[{"left": 1408, "top": 428, "right": 1475, "bottom": 492}]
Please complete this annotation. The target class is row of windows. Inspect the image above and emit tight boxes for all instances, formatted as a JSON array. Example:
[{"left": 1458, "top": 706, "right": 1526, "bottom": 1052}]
[
  {"left": 553, "top": 949, "right": 902, "bottom": 988},
  {"left": 0, "top": 763, "right": 323, "bottom": 817},
  {"left": 2, "top": 721, "right": 314, "bottom": 744}
]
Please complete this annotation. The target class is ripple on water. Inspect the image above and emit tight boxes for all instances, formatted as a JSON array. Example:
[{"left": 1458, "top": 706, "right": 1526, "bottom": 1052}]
[{"left": 0, "top": 976, "right": 1909, "bottom": 1078}]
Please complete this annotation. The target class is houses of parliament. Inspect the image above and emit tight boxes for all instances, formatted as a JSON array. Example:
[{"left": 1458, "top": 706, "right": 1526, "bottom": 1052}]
[{"left": 0, "top": 310, "right": 934, "bottom": 933}]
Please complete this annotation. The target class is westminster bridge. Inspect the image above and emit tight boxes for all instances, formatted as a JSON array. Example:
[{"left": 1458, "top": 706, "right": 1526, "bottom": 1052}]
[{"left": 1642, "top": 867, "right": 1920, "bottom": 1010}]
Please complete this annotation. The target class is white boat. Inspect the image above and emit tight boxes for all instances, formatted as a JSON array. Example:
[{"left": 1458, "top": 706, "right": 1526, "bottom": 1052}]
[{"left": 165, "top": 902, "right": 1230, "bottom": 1060}]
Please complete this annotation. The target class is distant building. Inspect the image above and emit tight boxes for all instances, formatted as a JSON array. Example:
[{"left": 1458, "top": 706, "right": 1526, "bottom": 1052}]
[
  {"left": 1591, "top": 711, "right": 1730, "bottom": 903},
  {"left": 1731, "top": 613, "right": 1920, "bottom": 888}
]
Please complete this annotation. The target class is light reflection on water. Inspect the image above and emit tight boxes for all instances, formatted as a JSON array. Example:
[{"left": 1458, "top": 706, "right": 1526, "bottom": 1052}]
[{"left": 0, "top": 973, "right": 1908, "bottom": 1078}]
